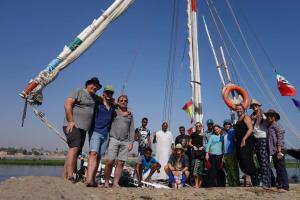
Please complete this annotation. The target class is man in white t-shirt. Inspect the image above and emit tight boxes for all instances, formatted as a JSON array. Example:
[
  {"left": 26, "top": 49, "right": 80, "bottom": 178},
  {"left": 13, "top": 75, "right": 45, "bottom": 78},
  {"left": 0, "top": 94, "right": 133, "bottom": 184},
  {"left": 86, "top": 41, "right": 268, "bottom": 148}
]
[{"left": 153, "top": 122, "right": 174, "bottom": 180}]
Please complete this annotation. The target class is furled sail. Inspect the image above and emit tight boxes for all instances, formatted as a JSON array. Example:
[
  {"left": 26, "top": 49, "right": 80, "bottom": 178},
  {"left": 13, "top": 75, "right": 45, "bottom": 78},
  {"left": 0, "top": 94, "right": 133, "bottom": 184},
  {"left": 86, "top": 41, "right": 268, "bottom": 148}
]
[
  {"left": 187, "top": 0, "right": 202, "bottom": 123},
  {"left": 20, "top": 0, "right": 134, "bottom": 104}
]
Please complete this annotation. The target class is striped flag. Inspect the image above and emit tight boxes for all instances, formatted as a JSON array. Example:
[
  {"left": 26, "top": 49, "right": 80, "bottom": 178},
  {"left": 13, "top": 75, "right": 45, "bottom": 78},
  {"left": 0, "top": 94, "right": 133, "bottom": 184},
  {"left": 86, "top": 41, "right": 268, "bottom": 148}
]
[
  {"left": 182, "top": 100, "right": 193, "bottom": 120},
  {"left": 276, "top": 72, "right": 297, "bottom": 96}
]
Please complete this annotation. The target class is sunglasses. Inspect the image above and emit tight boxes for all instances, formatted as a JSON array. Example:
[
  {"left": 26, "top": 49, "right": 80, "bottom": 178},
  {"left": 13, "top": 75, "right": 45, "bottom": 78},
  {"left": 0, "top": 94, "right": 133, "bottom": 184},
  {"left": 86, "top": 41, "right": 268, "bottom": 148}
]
[
  {"left": 119, "top": 99, "right": 128, "bottom": 103},
  {"left": 195, "top": 125, "right": 202, "bottom": 127}
]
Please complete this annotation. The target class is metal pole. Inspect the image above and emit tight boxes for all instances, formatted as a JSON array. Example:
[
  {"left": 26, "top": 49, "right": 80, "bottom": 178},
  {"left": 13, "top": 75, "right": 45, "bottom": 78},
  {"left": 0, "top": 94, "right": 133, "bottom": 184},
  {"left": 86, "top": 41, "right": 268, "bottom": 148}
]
[
  {"left": 220, "top": 46, "right": 232, "bottom": 83},
  {"left": 202, "top": 16, "right": 225, "bottom": 86}
]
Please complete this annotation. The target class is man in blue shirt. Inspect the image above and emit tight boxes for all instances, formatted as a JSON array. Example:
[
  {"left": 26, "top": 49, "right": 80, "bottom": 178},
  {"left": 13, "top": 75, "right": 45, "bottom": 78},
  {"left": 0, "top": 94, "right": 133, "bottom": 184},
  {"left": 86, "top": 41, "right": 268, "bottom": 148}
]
[
  {"left": 136, "top": 147, "right": 161, "bottom": 186},
  {"left": 85, "top": 85, "right": 116, "bottom": 187}
]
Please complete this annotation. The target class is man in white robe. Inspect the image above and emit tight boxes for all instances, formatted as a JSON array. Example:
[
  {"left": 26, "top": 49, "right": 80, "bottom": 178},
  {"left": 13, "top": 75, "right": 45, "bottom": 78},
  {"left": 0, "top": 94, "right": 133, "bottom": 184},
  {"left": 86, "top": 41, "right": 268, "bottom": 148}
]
[{"left": 153, "top": 122, "right": 174, "bottom": 180}]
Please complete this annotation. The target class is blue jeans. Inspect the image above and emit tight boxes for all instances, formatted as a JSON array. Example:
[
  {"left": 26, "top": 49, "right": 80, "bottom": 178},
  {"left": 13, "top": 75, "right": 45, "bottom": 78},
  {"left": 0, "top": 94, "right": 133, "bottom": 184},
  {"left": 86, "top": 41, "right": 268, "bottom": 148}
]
[{"left": 88, "top": 131, "right": 107, "bottom": 156}]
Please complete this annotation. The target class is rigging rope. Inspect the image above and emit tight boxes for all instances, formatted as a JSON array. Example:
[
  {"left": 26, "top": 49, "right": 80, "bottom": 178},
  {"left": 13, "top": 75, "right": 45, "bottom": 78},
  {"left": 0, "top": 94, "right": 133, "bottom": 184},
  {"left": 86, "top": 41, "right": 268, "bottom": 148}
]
[
  {"left": 207, "top": 0, "right": 270, "bottom": 101},
  {"left": 163, "top": 0, "right": 179, "bottom": 126},
  {"left": 204, "top": 0, "right": 251, "bottom": 95},
  {"left": 224, "top": 0, "right": 300, "bottom": 142}
]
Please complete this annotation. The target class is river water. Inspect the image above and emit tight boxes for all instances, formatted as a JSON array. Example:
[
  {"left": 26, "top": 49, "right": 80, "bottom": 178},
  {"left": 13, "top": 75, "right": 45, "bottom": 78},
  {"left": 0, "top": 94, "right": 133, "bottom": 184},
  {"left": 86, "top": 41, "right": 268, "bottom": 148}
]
[
  {"left": 0, "top": 165, "right": 63, "bottom": 182},
  {"left": 0, "top": 165, "right": 299, "bottom": 183}
]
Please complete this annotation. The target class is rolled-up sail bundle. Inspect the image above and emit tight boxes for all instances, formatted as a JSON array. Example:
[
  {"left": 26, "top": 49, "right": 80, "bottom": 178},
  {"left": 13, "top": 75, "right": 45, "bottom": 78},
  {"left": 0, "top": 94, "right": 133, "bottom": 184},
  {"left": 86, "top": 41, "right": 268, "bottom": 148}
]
[{"left": 20, "top": 0, "right": 134, "bottom": 104}]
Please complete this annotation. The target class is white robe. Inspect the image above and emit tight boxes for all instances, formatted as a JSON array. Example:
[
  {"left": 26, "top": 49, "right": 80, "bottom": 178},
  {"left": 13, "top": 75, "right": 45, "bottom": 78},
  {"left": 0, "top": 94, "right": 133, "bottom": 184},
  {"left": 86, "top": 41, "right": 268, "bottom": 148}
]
[{"left": 153, "top": 130, "right": 173, "bottom": 180}]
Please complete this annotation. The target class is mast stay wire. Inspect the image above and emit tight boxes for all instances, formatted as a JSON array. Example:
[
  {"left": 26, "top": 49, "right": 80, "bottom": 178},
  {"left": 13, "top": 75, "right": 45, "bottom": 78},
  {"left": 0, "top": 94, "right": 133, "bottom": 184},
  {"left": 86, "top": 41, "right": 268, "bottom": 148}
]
[
  {"left": 163, "top": 0, "right": 179, "bottom": 127},
  {"left": 206, "top": 0, "right": 271, "bottom": 102},
  {"left": 121, "top": 4, "right": 153, "bottom": 94},
  {"left": 225, "top": 0, "right": 300, "bottom": 142},
  {"left": 174, "top": 37, "right": 188, "bottom": 90},
  {"left": 207, "top": 0, "right": 298, "bottom": 147},
  {"left": 203, "top": 0, "right": 249, "bottom": 91},
  {"left": 167, "top": 0, "right": 180, "bottom": 128},
  {"left": 121, "top": 32, "right": 145, "bottom": 95}
]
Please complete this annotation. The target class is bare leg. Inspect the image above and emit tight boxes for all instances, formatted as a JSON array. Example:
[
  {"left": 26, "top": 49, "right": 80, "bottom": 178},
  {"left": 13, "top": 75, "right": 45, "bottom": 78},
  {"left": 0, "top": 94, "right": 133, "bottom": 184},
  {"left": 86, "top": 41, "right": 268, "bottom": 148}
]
[
  {"left": 63, "top": 157, "right": 68, "bottom": 179},
  {"left": 113, "top": 160, "right": 125, "bottom": 187},
  {"left": 194, "top": 176, "right": 199, "bottom": 188},
  {"left": 136, "top": 164, "right": 143, "bottom": 185},
  {"left": 198, "top": 176, "right": 202, "bottom": 188},
  {"left": 104, "top": 159, "right": 115, "bottom": 187},
  {"left": 145, "top": 163, "right": 159, "bottom": 182},
  {"left": 65, "top": 147, "right": 80, "bottom": 179},
  {"left": 246, "top": 175, "right": 252, "bottom": 186},
  {"left": 85, "top": 151, "right": 100, "bottom": 186}
]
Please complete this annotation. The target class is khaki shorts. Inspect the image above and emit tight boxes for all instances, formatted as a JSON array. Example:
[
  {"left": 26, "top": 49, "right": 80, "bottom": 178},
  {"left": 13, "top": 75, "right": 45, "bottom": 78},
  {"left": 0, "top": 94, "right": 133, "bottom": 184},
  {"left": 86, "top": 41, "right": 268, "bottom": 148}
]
[{"left": 106, "top": 137, "right": 129, "bottom": 161}]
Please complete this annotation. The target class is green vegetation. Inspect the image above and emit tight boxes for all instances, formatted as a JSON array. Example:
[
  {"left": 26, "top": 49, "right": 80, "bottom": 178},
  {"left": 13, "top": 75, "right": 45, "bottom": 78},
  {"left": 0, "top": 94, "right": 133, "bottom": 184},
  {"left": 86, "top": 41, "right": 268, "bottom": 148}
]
[
  {"left": 285, "top": 162, "right": 300, "bottom": 168},
  {"left": 126, "top": 160, "right": 137, "bottom": 168},
  {"left": 0, "top": 159, "right": 64, "bottom": 166}
]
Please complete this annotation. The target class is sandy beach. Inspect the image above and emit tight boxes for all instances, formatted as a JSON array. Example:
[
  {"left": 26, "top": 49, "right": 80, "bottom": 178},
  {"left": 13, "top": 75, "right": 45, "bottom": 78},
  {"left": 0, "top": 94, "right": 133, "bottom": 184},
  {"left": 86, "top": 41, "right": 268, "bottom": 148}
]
[{"left": 0, "top": 176, "right": 299, "bottom": 200}]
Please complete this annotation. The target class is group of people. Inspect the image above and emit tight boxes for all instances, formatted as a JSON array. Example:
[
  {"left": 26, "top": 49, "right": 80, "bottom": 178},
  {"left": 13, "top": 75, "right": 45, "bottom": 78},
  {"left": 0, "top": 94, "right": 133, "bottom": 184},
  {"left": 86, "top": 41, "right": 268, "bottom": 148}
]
[
  {"left": 62, "top": 77, "right": 289, "bottom": 192},
  {"left": 62, "top": 77, "right": 134, "bottom": 187},
  {"left": 166, "top": 101, "right": 289, "bottom": 192}
]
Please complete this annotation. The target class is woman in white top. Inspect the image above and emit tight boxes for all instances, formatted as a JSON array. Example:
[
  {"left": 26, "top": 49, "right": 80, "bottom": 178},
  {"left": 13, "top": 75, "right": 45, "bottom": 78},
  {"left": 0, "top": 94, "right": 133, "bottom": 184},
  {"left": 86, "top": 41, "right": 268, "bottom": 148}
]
[{"left": 250, "top": 99, "right": 271, "bottom": 190}]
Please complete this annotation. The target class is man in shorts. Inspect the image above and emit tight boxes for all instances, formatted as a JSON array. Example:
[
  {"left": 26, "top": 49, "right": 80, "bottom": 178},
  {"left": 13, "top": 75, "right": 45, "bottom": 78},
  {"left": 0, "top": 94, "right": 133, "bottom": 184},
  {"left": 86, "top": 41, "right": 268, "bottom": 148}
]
[
  {"left": 85, "top": 85, "right": 116, "bottom": 187},
  {"left": 136, "top": 147, "right": 161, "bottom": 186},
  {"left": 104, "top": 95, "right": 135, "bottom": 187},
  {"left": 63, "top": 77, "right": 101, "bottom": 183}
]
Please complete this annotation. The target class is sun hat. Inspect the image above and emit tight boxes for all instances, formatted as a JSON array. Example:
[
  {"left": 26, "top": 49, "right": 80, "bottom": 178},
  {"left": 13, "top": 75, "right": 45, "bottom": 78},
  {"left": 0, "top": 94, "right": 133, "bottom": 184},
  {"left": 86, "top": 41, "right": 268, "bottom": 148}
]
[
  {"left": 250, "top": 99, "right": 262, "bottom": 109},
  {"left": 175, "top": 144, "right": 184, "bottom": 150},
  {"left": 104, "top": 85, "right": 114, "bottom": 93},
  {"left": 265, "top": 109, "right": 280, "bottom": 120}
]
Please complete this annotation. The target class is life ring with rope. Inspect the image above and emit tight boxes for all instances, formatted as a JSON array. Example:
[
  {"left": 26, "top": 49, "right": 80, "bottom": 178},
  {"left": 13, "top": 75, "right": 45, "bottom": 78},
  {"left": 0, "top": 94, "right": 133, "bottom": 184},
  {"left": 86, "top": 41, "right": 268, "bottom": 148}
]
[{"left": 222, "top": 84, "right": 249, "bottom": 110}]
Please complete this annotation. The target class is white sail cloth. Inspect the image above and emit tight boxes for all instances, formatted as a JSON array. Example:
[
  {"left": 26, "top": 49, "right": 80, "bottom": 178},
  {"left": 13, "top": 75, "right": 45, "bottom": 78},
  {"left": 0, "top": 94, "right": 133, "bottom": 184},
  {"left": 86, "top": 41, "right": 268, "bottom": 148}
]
[{"left": 153, "top": 130, "right": 174, "bottom": 180}]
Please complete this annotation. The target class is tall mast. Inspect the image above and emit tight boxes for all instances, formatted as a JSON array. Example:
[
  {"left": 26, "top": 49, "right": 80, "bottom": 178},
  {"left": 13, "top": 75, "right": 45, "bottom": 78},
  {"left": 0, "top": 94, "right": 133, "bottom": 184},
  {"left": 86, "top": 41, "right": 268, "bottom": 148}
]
[{"left": 187, "top": 0, "right": 202, "bottom": 123}]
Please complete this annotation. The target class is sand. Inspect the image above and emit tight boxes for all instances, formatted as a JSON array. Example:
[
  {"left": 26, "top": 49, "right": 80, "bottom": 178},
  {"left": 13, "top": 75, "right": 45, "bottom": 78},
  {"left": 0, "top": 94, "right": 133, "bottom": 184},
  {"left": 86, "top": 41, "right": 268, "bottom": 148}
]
[{"left": 0, "top": 176, "right": 299, "bottom": 200}]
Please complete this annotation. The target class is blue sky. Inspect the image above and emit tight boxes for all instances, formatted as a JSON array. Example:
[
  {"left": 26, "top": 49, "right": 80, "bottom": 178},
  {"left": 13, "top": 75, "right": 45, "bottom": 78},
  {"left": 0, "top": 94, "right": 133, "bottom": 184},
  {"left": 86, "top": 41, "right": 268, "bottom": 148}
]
[{"left": 0, "top": 0, "right": 299, "bottom": 151}]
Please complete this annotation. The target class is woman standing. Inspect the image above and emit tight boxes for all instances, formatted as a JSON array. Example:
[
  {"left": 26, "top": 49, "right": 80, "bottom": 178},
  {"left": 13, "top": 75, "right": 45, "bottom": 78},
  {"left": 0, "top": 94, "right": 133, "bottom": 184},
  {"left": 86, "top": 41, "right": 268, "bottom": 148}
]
[
  {"left": 234, "top": 104, "right": 256, "bottom": 186},
  {"left": 189, "top": 122, "right": 205, "bottom": 188},
  {"left": 205, "top": 124, "right": 224, "bottom": 187},
  {"left": 249, "top": 99, "right": 271, "bottom": 189}
]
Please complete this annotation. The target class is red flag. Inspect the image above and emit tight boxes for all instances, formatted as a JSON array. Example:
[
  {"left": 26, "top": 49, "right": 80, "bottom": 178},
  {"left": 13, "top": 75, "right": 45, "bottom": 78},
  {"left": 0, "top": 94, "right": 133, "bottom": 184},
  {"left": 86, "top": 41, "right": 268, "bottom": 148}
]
[{"left": 276, "top": 72, "right": 297, "bottom": 96}]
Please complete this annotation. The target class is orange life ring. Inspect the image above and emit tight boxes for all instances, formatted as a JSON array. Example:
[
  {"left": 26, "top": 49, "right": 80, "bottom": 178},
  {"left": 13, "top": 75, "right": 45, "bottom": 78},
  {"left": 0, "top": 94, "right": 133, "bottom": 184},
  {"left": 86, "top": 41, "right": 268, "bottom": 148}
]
[{"left": 222, "top": 84, "right": 249, "bottom": 110}]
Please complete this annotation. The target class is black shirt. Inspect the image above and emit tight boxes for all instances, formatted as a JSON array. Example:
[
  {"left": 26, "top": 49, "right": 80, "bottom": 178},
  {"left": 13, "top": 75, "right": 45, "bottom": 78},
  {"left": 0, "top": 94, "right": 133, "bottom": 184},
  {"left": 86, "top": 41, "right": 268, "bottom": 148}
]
[
  {"left": 175, "top": 134, "right": 190, "bottom": 151},
  {"left": 190, "top": 132, "right": 203, "bottom": 148}
]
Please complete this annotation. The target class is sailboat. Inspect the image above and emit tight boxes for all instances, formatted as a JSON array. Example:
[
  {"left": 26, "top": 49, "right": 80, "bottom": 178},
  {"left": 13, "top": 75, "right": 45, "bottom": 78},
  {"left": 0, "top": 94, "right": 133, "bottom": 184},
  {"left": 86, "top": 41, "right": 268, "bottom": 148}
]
[{"left": 18, "top": 0, "right": 298, "bottom": 187}]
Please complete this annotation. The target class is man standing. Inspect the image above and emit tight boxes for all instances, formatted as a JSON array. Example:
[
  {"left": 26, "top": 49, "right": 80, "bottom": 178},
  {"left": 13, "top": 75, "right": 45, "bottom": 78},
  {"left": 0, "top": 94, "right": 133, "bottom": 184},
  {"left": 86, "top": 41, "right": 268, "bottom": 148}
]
[
  {"left": 175, "top": 126, "right": 190, "bottom": 153},
  {"left": 63, "top": 77, "right": 101, "bottom": 182},
  {"left": 135, "top": 117, "right": 151, "bottom": 156},
  {"left": 104, "top": 95, "right": 135, "bottom": 187},
  {"left": 204, "top": 119, "right": 214, "bottom": 147},
  {"left": 153, "top": 122, "right": 174, "bottom": 180},
  {"left": 85, "top": 85, "right": 116, "bottom": 187}
]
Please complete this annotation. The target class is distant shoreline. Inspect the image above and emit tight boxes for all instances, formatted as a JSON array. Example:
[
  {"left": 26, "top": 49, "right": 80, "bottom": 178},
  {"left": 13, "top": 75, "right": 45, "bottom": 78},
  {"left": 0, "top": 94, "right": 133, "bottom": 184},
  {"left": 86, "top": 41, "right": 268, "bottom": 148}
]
[
  {"left": 0, "top": 158, "right": 299, "bottom": 168},
  {"left": 0, "top": 159, "right": 64, "bottom": 166}
]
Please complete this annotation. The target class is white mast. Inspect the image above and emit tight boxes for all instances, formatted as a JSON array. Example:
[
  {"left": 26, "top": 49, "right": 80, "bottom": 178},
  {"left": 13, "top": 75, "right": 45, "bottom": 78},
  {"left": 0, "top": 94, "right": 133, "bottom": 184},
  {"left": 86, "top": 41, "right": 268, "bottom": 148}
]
[{"left": 187, "top": 0, "right": 202, "bottom": 123}]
